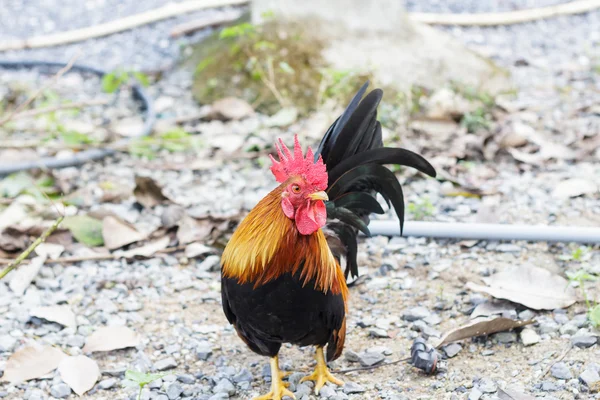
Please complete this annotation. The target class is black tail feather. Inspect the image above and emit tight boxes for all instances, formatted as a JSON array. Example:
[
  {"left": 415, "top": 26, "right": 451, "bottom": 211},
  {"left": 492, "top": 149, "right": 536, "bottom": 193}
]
[{"left": 318, "top": 81, "right": 436, "bottom": 279}]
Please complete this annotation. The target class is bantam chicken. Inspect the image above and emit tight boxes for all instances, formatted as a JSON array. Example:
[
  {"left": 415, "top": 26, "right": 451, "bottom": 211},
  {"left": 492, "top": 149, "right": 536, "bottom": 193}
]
[{"left": 220, "top": 82, "right": 436, "bottom": 400}]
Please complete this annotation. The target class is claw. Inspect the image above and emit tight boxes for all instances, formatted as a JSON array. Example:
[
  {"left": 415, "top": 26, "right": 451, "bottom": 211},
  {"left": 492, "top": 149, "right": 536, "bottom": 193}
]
[
  {"left": 300, "top": 347, "right": 344, "bottom": 395},
  {"left": 253, "top": 356, "right": 296, "bottom": 400}
]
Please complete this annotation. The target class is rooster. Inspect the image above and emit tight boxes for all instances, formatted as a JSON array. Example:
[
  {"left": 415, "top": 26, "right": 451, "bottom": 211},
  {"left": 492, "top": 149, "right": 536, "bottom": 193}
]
[{"left": 220, "top": 82, "right": 436, "bottom": 399}]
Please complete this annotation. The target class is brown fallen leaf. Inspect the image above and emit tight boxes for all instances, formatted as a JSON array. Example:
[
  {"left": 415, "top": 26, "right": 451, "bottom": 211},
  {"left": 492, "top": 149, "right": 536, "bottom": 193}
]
[
  {"left": 177, "top": 215, "right": 213, "bottom": 245},
  {"left": 30, "top": 305, "right": 77, "bottom": 329},
  {"left": 1, "top": 343, "right": 67, "bottom": 383},
  {"left": 467, "top": 265, "right": 577, "bottom": 310},
  {"left": 0, "top": 227, "right": 29, "bottom": 252},
  {"left": 133, "top": 176, "right": 170, "bottom": 209},
  {"left": 116, "top": 236, "right": 170, "bottom": 259},
  {"left": 552, "top": 178, "right": 598, "bottom": 199},
  {"left": 498, "top": 387, "right": 536, "bottom": 400},
  {"left": 434, "top": 317, "right": 534, "bottom": 348},
  {"left": 58, "top": 355, "right": 100, "bottom": 396},
  {"left": 82, "top": 326, "right": 140, "bottom": 353},
  {"left": 102, "top": 216, "right": 146, "bottom": 251}
]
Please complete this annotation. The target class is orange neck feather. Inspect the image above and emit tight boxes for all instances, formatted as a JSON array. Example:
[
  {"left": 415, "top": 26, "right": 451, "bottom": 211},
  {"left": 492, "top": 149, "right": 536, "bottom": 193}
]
[{"left": 221, "top": 184, "right": 348, "bottom": 298}]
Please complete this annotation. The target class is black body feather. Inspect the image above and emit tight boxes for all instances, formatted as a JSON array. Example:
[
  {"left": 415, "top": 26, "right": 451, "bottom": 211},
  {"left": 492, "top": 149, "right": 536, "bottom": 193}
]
[{"left": 316, "top": 81, "right": 436, "bottom": 279}]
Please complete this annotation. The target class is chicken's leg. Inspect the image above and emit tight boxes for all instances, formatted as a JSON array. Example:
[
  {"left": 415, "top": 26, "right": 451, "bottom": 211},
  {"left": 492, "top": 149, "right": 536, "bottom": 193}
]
[
  {"left": 253, "top": 355, "right": 295, "bottom": 400},
  {"left": 300, "top": 347, "right": 343, "bottom": 394}
]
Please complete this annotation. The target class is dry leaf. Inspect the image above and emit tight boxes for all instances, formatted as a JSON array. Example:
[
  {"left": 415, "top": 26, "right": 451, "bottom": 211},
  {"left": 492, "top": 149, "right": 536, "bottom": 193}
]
[
  {"left": 177, "top": 215, "right": 213, "bottom": 245},
  {"left": 116, "top": 236, "right": 170, "bottom": 258},
  {"left": 8, "top": 255, "right": 47, "bottom": 296},
  {"left": 1, "top": 343, "right": 67, "bottom": 383},
  {"left": 30, "top": 305, "right": 77, "bottom": 328},
  {"left": 34, "top": 243, "right": 65, "bottom": 259},
  {"left": 209, "top": 97, "right": 254, "bottom": 121},
  {"left": 0, "top": 202, "right": 29, "bottom": 231},
  {"left": 82, "top": 326, "right": 140, "bottom": 353},
  {"left": 0, "top": 227, "right": 29, "bottom": 252},
  {"left": 134, "top": 176, "right": 170, "bottom": 208},
  {"left": 434, "top": 317, "right": 534, "bottom": 348},
  {"left": 552, "top": 178, "right": 598, "bottom": 199},
  {"left": 102, "top": 216, "right": 146, "bottom": 250},
  {"left": 498, "top": 387, "right": 536, "bottom": 400},
  {"left": 467, "top": 265, "right": 577, "bottom": 310},
  {"left": 185, "top": 242, "right": 214, "bottom": 258},
  {"left": 58, "top": 355, "right": 100, "bottom": 396}
]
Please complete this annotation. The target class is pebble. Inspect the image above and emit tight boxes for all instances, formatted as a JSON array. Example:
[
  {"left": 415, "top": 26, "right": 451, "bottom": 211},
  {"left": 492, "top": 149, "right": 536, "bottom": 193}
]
[
  {"left": 343, "top": 382, "right": 365, "bottom": 394},
  {"left": 177, "top": 374, "right": 196, "bottom": 384},
  {"left": 50, "top": 383, "right": 71, "bottom": 398},
  {"left": 494, "top": 331, "right": 517, "bottom": 344},
  {"left": 196, "top": 341, "right": 214, "bottom": 361},
  {"left": 166, "top": 382, "right": 184, "bottom": 399},
  {"left": 319, "top": 385, "right": 336, "bottom": 398},
  {"left": 213, "top": 379, "right": 236, "bottom": 395},
  {"left": 232, "top": 369, "right": 253, "bottom": 384},
  {"left": 520, "top": 328, "right": 540, "bottom": 346},
  {"left": 97, "top": 378, "right": 117, "bottom": 390},
  {"left": 357, "top": 351, "right": 385, "bottom": 367},
  {"left": 477, "top": 378, "right": 496, "bottom": 393},
  {"left": 571, "top": 335, "right": 597, "bottom": 348},
  {"left": 468, "top": 387, "right": 482, "bottom": 400},
  {"left": 443, "top": 343, "right": 462, "bottom": 358},
  {"left": 579, "top": 368, "right": 600, "bottom": 388},
  {"left": 551, "top": 362, "right": 573, "bottom": 380},
  {"left": 0, "top": 335, "right": 17, "bottom": 352},
  {"left": 402, "top": 306, "right": 431, "bottom": 321},
  {"left": 154, "top": 357, "right": 178, "bottom": 371}
]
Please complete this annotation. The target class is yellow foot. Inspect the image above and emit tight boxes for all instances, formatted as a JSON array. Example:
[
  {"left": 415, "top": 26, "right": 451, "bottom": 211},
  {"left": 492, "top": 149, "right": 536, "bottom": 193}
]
[
  {"left": 253, "top": 356, "right": 296, "bottom": 400},
  {"left": 300, "top": 347, "right": 344, "bottom": 395}
]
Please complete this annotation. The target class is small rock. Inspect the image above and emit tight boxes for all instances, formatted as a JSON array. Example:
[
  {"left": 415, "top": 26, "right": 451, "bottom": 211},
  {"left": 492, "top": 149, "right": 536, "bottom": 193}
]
[
  {"left": 209, "top": 97, "right": 254, "bottom": 121},
  {"left": 197, "top": 255, "right": 221, "bottom": 272},
  {"left": 177, "top": 374, "right": 195, "bottom": 384},
  {"left": 495, "top": 244, "right": 521, "bottom": 253},
  {"left": 232, "top": 369, "right": 253, "bottom": 384},
  {"left": 477, "top": 378, "right": 496, "bottom": 393},
  {"left": 213, "top": 379, "right": 235, "bottom": 395},
  {"left": 519, "top": 310, "right": 536, "bottom": 321},
  {"left": 166, "top": 383, "right": 183, "bottom": 399},
  {"left": 0, "top": 335, "right": 17, "bottom": 352},
  {"left": 443, "top": 343, "right": 462, "bottom": 358},
  {"left": 196, "top": 341, "right": 214, "bottom": 360},
  {"left": 50, "top": 383, "right": 71, "bottom": 398},
  {"left": 541, "top": 380, "right": 559, "bottom": 391},
  {"left": 402, "top": 306, "right": 431, "bottom": 321},
  {"left": 357, "top": 351, "right": 385, "bottom": 367},
  {"left": 559, "top": 323, "right": 578, "bottom": 336},
  {"left": 579, "top": 369, "right": 600, "bottom": 390},
  {"left": 343, "top": 382, "right": 365, "bottom": 394},
  {"left": 520, "top": 328, "right": 540, "bottom": 346},
  {"left": 494, "top": 331, "right": 517, "bottom": 344},
  {"left": 154, "top": 357, "right": 178, "bottom": 371},
  {"left": 551, "top": 362, "right": 573, "bottom": 380},
  {"left": 368, "top": 328, "right": 389, "bottom": 338},
  {"left": 319, "top": 385, "right": 336, "bottom": 398},
  {"left": 571, "top": 335, "right": 597, "bottom": 348},
  {"left": 97, "top": 378, "right": 117, "bottom": 390},
  {"left": 468, "top": 387, "right": 483, "bottom": 400}
]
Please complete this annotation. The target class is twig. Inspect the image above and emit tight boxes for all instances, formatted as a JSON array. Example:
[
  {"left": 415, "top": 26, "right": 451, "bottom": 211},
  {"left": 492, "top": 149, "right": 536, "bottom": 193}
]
[
  {"left": 541, "top": 342, "right": 573, "bottom": 378},
  {"left": 0, "top": 0, "right": 249, "bottom": 51},
  {"left": 9, "top": 99, "right": 110, "bottom": 121},
  {"left": 333, "top": 357, "right": 411, "bottom": 374},
  {"left": 0, "top": 216, "right": 64, "bottom": 280},
  {"left": 409, "top": 0, "right": 600, "bottom": 26},
  {"left": 169, "top": 13, "right": 241, "bottom": 38},
  {"left": 0, "top": 53, "right": 81, "bottom": 126}
]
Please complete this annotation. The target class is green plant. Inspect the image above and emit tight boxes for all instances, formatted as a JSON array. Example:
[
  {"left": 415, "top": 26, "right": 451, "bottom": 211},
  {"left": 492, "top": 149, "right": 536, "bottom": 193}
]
[
  {"left": 461, "top": 107, "right": 491, "bottom": 133},
  {"left": 124, "top": 370, "right": 168, "bottom": 400},
  {"left": 407, "top": 197, "right": 435, "bottom": 220},
  {"left": 128, "top": 128, "right": 204, "bottom": 159},
  {"left": 102, "top": 69, "right": 150, "bottom": 93},
  {"left": 560, "top": 246, "right": 589, "bottom": 262},
  {"left": 567, "top": 269, "right": 599, "bottom": 327}
]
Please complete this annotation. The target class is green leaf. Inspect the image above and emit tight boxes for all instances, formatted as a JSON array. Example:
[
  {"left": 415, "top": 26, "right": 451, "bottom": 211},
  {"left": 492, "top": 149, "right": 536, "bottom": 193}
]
[
  {"left": 566, "top": 270, "right": 597, "bottom": 282},
  {"left": 102, "top": 72, "right": 124, "bottom": 93},
  {"left": 0, "top": 172, "right": 31, "bottom": 198},
  {"left": 195, "top": 57, "right": 215, "bottom": 75},
  {"left": 63, "top": 215, "right": 104, "bottom": 247},
  {"left": 131, "top": 71, "right": 150, "bottom": 87},
  {"left": 59, "top": 130, "right": 94, "bottom": 145},
  {"left": 278, "top": 61, "right": 295, "bottom": 75},
  {"left": 589, "top": 304, "right": 600, "bottom": 327},
  {"left": 125, "top": 370, "right": 168, "bottom": 387}
]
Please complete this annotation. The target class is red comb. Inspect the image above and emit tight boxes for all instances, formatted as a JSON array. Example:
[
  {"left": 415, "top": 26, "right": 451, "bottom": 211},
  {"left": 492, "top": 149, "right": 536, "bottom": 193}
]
[{"left": 269, "top": 135, "right": 328, "bottom": 190}]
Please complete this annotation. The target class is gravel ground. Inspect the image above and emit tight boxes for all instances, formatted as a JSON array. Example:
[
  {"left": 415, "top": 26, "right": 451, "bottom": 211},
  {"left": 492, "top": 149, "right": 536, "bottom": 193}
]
[{"left": 0, "top": 1, "right": 600, "bottom": 400}]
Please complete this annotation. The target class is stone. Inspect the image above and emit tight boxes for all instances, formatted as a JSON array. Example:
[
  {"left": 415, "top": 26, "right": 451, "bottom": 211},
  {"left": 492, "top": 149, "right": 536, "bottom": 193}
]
[
  {"left": 232, "top": 369, "right": 253, "bottom": 383},
  {"left": 50, "top": 383, "right": 71, "bottom": 398},
  {"left": 494, "top": 331, "right": 517, "bottom": 344},
  {"left": 213, "top": 379, "right": 235, "bottom": 395},
  {"left": 343, "top": 382, "right": 365, "bottom": 394},
  {"left": 0, "top": 335, "right": 17, "bottom": 352},
  {"left": 196, "top": 341, "right": 214, "bottom": 361},
  {"left": 571, "top": 335, "right": 597, "bottom": 348},
  {"left": 579, "top": 369, "right": 600, "bottom": 390},
  {"left": 520, "top": 328, "right": 540, "bottom": 346},
  {"left": 402, "top": 306, "right": 431, "bottom": 322},
  {"left": 443, "top": 343, "right": 462, "bottom": 358},
  {"left": 154, "top": 357, "right": 178, "bottom": 371},
  {"left": 559, "top": 323, "right": 578, "bottom": 336},
  {"left": 166, "top": 383, "right": 184, "bottom": 399},
  {"left": 468, "top": 387, "right": 482, "bottom": 400},
  {"left": 357, "top": 351, "right": 385, "bottom": 367},
  {"left": 319, "top": 385, "right": 336, "bottom": 398},
  {"left": 477, "top": 378, "right": 496, "bottom": 393},
  {"left": 551, "top": 362, "right": 573, "bottom": 380},
  {"left": 177, "top": 374, "right": 196, "bottom": 384},
  {"left": 97, "top": 378, "right": 117, "bottom": 390}
]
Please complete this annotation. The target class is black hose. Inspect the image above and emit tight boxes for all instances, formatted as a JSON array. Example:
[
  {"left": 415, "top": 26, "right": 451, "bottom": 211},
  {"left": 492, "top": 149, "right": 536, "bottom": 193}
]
[{"left": 0, "top": 60, "right": 156, "bottom": 175}]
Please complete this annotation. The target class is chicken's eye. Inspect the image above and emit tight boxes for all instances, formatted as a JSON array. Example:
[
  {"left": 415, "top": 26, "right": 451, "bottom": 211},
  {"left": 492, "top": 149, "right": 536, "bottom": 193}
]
[{"left": 291, "top": 184, "right": 301, "bottom": 193}]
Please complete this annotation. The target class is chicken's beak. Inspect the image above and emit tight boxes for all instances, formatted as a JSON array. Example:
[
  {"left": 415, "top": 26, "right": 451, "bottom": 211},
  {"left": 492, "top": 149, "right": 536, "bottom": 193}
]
[{"left": 308, "top": 191, "right": 329, "bottom": 201}]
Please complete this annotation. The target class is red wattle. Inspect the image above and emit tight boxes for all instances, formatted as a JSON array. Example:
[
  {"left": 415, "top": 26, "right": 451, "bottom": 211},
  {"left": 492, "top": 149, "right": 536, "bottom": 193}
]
[{"left": 295, "top": 200, "right": 327, "bottom": 235}]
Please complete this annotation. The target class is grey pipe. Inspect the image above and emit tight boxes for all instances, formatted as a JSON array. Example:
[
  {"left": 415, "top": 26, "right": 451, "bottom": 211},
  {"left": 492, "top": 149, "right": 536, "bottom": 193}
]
[{"left": 368, "top": 220, "right": 600, "bottom": 244}]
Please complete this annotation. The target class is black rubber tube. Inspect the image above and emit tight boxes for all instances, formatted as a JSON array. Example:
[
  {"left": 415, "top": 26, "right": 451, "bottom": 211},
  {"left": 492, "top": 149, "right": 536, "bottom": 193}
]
[{"left": 0, "top": 60, "right": 156, "bottom": 175}]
